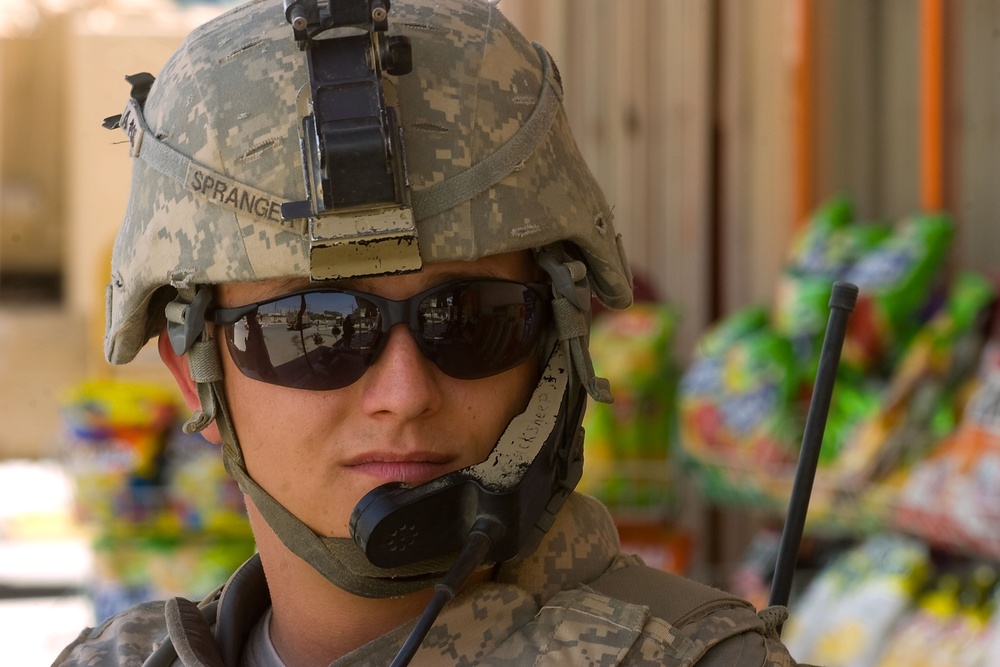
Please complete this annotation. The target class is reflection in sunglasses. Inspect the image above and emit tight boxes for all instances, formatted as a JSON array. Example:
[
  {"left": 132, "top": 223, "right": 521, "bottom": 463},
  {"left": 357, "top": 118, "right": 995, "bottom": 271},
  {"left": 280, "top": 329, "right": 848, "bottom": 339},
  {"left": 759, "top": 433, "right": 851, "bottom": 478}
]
[{"left": 211, "top": 279, "right": 552, "bottom": 391}]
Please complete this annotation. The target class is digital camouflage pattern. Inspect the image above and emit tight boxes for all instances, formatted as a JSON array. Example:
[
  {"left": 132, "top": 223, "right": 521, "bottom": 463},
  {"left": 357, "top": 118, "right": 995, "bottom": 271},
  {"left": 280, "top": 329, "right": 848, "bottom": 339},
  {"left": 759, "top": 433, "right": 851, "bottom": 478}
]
[
  {"left": 78, "top": 1, "right": 810, "bottom": 664},
  {"left": 53, "top": 494, "right": 807, "bottom": 666},
  {"left": 105, "top": 0, "right": 632, "bottom": 364}
]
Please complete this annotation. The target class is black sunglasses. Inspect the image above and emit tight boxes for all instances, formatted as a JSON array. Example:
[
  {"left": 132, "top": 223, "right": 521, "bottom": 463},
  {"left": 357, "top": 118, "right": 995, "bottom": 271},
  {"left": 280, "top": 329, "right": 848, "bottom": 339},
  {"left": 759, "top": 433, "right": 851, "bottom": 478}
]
[{"left": 207, "top": 278, "right": 552, "bottom": 391}]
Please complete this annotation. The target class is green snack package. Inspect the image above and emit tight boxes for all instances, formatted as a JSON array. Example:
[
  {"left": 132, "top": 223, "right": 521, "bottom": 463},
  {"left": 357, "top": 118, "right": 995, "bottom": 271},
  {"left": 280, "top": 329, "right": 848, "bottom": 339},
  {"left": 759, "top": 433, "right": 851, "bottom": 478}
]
[
  {"left": 695, "top": 305, "right": 770, "bottom": 358},
  {"left": 775, "top": 207, "right": 891, "bottom": 380},
  {"left": 774, "top": 273, "right": 839, "bottom": 377},
  {"left": 580, "top": 304, "right": 678, "bottom": 510},
  {"left": 842, "top": 213, "right": 954, "bottom": 372},
  {"left": 835, "top": 270, "right": 996, "bottom": 484},
  {"left": 680, "top": 314, "right": 799, "bottom": 470},
  {"left": 785, "top": 195, "right": 854, "bottom": 275}
]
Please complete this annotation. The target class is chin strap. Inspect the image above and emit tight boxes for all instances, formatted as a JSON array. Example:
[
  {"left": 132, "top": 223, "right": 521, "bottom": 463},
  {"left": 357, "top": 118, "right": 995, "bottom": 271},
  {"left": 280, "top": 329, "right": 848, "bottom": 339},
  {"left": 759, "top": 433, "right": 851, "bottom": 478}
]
[
  {"left": 213, "top": 393, "right": 458, "bottom": 598},
  {"left": 165, "top": 288, "right": 477, "bottom": 598},
  {"left": 164, "top": 284, "right": 587, "bottom": 600}
]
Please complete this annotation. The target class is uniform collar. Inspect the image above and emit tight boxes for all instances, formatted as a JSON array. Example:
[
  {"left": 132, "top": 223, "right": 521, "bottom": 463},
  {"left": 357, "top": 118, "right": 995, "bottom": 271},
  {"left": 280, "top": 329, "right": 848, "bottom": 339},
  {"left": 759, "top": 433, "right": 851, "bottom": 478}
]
[
  {"left": 156, "top": 493, "right": 618, "bottom": 666},
  {"left": 214, "top": 553, "right": 272, "bottom": 666}
]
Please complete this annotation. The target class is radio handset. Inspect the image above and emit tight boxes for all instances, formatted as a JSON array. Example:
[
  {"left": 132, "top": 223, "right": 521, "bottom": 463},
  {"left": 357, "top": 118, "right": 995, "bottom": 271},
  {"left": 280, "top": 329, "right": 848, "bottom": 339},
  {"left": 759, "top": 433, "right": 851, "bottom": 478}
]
[{"left": 349, "top": 343, "right": 586, "bottom": 568}]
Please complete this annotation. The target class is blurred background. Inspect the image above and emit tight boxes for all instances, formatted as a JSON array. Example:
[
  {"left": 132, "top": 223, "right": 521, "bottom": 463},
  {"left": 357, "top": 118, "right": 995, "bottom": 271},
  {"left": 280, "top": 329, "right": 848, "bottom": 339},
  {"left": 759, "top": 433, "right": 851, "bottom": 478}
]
[{"left": 1, "top": 0, "right": 999, "bottom": 664}]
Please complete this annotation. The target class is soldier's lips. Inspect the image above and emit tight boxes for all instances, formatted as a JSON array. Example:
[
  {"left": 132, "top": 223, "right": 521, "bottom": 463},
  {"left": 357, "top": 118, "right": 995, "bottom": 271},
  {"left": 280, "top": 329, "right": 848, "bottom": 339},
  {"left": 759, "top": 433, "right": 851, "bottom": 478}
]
[{"left": 345, "top": 457, "right": 455, "bottom": 486}]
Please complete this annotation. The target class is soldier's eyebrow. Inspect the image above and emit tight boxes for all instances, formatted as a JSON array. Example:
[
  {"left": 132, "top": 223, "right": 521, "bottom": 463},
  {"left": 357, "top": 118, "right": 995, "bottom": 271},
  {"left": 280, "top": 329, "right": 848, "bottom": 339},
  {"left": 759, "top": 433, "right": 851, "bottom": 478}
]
[
  {"left": 260, "top": 278, "right": 311, "bottom": 295},
  {"left": 342, "top": 269, "right": 507, "bottom": 293}
]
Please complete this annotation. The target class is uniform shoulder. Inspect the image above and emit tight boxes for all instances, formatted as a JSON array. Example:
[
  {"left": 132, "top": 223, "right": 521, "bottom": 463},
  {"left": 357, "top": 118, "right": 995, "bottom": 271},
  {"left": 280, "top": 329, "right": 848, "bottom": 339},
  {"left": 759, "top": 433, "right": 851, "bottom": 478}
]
[
  {"left": 591, "top": 557, "right": 813, "bottom": 666},
  {"left": 589, "top": 555, "right": 754, "bottom": 625},
  {"left": 629, "top": 610, "right": 807, "bottom": 667},
  {"left": 51, "top": 600, "right": 168, "bottom": 666}
]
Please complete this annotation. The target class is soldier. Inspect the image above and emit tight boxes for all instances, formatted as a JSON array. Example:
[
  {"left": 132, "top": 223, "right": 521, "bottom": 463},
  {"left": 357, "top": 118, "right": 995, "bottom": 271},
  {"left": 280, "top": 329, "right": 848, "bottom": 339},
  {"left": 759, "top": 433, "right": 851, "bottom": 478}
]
[{"left": 54, "top": 0, "right": 811, "bottom": 665}]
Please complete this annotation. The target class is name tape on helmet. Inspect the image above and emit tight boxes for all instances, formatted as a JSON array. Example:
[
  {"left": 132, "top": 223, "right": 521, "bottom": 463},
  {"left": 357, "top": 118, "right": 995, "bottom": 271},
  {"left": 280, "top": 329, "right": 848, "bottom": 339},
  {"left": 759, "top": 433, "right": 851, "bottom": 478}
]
[
  {"left": 120, "top": 98, "right": 304, "bottom": 233},
  {"left": 190, "top": 171, "right": 284, "bottom": 223},
  {"left": 118, "top": 97, "right": 425, "bottom": 280}
]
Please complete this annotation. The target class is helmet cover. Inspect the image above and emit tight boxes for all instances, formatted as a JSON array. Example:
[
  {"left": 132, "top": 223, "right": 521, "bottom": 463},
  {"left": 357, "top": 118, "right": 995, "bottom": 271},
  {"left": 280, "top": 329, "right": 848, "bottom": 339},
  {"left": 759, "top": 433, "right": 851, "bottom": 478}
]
[{"left": 105, "top": 0, "right": 632, "bottom": 364}]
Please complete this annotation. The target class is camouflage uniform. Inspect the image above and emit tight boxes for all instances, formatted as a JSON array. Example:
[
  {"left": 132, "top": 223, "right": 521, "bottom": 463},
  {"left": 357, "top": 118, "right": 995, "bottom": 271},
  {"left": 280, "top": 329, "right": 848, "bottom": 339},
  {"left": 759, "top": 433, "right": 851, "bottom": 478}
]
[
  {"left": 53, "top": 494, "right": 803, "bottom": 666},
  {"left": 62, "top": 1, "right": 816, "bottom": 665}
]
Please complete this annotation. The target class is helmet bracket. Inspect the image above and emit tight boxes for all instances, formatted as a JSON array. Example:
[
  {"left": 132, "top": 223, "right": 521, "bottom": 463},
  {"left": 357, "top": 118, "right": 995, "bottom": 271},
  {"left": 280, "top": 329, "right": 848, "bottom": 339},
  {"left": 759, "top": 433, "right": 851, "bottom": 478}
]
[
  {"left": 166, "top": 286, "right": 213, "bottom": 357},
  {"left": 279, "top": 0, "right": 422, "bottom": 280}
]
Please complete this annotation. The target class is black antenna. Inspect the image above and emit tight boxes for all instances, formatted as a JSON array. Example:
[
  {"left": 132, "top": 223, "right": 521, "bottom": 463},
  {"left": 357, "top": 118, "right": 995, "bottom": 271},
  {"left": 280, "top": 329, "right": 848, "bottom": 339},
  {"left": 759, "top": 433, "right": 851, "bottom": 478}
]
[{"left": 769, "top": 281, "right": 858, "bottom": 623}]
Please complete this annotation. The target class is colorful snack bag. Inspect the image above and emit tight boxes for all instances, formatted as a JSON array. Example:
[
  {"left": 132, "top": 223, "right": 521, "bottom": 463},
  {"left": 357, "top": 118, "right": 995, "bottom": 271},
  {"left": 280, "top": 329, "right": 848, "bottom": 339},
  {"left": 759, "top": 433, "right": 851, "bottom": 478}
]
[
  {"left": 581, "top": 303, "right": 678, "bottom": 510},
  {"left": 783, "top": 195, "right": 855, "bottom": 275},
  {"left": 164, "top": 425, "right": 250, "bottom": 535},
  {"left": 895, "top": 337, "right": 1000, "bottom": 559},
  {"left": 775, "top": 220, "right": 891, "bottom": 381},
  {"left": 842, "top": 213, "right": 953, "bottom": 372},
  {"left": 785, "top": 534, "right": 929, "bottom": 667},
  {"left": 61, "top": 380, "right": 178, "bottom": 527},
  {"left": 680, "top": 308, "right": 799, "bottom": 471},
  {"left": 835, "top": 271, "right": 996, "bottom": 485}
]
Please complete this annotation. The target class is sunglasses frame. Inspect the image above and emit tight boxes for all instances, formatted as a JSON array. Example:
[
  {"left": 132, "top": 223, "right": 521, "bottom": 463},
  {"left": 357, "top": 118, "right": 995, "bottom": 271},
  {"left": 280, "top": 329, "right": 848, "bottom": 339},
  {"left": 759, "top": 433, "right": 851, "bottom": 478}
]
[{"left": 206, "top": 278, "right": 553, "bottom": 389}]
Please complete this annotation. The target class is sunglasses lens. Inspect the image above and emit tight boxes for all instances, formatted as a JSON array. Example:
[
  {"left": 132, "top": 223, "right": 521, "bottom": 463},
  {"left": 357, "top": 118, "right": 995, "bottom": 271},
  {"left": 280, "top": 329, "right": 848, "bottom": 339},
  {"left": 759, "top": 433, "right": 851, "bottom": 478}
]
[
  {"left": 223, "top": 292, "right": 382, "bottom": 390},
  {"left": 221, "top": 280, "right": 549, "bottom": 390},
  {"left": 417, "top": 282, "right": 548, "bottom": 379}
]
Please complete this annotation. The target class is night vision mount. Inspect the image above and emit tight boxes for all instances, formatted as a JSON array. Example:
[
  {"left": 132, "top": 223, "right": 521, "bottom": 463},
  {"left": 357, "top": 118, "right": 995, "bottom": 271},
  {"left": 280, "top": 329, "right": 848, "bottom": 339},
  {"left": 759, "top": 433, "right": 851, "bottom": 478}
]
[{"left": 281, "top": 0, "right": 421, "bottom": 280}]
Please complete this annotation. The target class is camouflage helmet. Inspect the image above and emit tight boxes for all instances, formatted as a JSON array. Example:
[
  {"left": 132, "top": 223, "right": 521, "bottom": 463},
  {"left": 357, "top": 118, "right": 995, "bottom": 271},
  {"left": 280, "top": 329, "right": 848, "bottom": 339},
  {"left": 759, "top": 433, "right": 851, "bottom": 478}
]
[{"left": 105, "top": 0, "right": 632, "bottom": 365}]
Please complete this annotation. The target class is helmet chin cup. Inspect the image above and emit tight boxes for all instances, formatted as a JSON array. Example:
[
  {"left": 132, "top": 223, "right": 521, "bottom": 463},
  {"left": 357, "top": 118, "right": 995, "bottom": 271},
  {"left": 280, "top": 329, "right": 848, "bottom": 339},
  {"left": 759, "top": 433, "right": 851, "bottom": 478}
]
[{"left": 349, "top": 341, "right": 585, "bottom": 568}]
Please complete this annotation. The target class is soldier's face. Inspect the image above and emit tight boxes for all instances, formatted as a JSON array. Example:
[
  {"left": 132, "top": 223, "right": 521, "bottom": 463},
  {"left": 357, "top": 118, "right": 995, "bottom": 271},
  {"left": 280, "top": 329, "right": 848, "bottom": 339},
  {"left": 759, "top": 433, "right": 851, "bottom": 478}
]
[{"left": 214, "top": 252, "right": 542, "bottom": 539}]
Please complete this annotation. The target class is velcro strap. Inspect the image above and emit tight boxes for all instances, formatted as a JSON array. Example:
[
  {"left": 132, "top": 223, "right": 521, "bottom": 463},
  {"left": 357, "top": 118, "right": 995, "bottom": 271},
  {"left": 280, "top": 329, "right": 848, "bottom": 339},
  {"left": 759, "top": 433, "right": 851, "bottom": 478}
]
[
  {"left": 552, "top": 297, "right": 588, "bottom": 340},
  {"left": 180, "top": 346, "right": 224, "bottom": 435},
  {"left": 564, "top": 260, "right": 588, "bottom": 283},
  {"left": 187, "top": 340, "right": 223, "bottom": 384},
  {"left": 757, "top": 604, "right": 789, "bottom": 640},
  {"left": 164, "top": 300, "right": 187, "bottom": 327}
]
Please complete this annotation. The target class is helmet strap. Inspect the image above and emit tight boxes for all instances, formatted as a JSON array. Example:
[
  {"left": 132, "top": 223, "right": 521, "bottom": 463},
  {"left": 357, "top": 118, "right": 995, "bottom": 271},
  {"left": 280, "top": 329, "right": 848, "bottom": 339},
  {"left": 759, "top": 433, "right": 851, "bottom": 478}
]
[
  {"left": 180, "top": 340, "right": 223, "bottom": 434},
  {"left": 213, "top": 390, "right": 456, "bottom": 598},
  {"left": 165, "top": 290, "right": 454, "bottom": 598},
  {"left": 165, "top": 300, "right": 478, "bottom": 596},
  {"left": 165, "top": 288, "right": 584, "bottom": 599},
  {"left": 537, "top": 245, "right": 613, "bottom": 404},
  {"left": 162, "top": 289, "right": 222, "bottom": 433}
]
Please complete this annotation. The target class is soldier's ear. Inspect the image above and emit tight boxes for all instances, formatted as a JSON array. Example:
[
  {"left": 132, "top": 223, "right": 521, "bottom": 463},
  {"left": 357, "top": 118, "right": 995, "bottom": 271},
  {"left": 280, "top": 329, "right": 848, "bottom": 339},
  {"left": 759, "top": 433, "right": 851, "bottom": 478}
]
[{"left": 158, "top": 325, "right": 222, "bottom": 444}]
